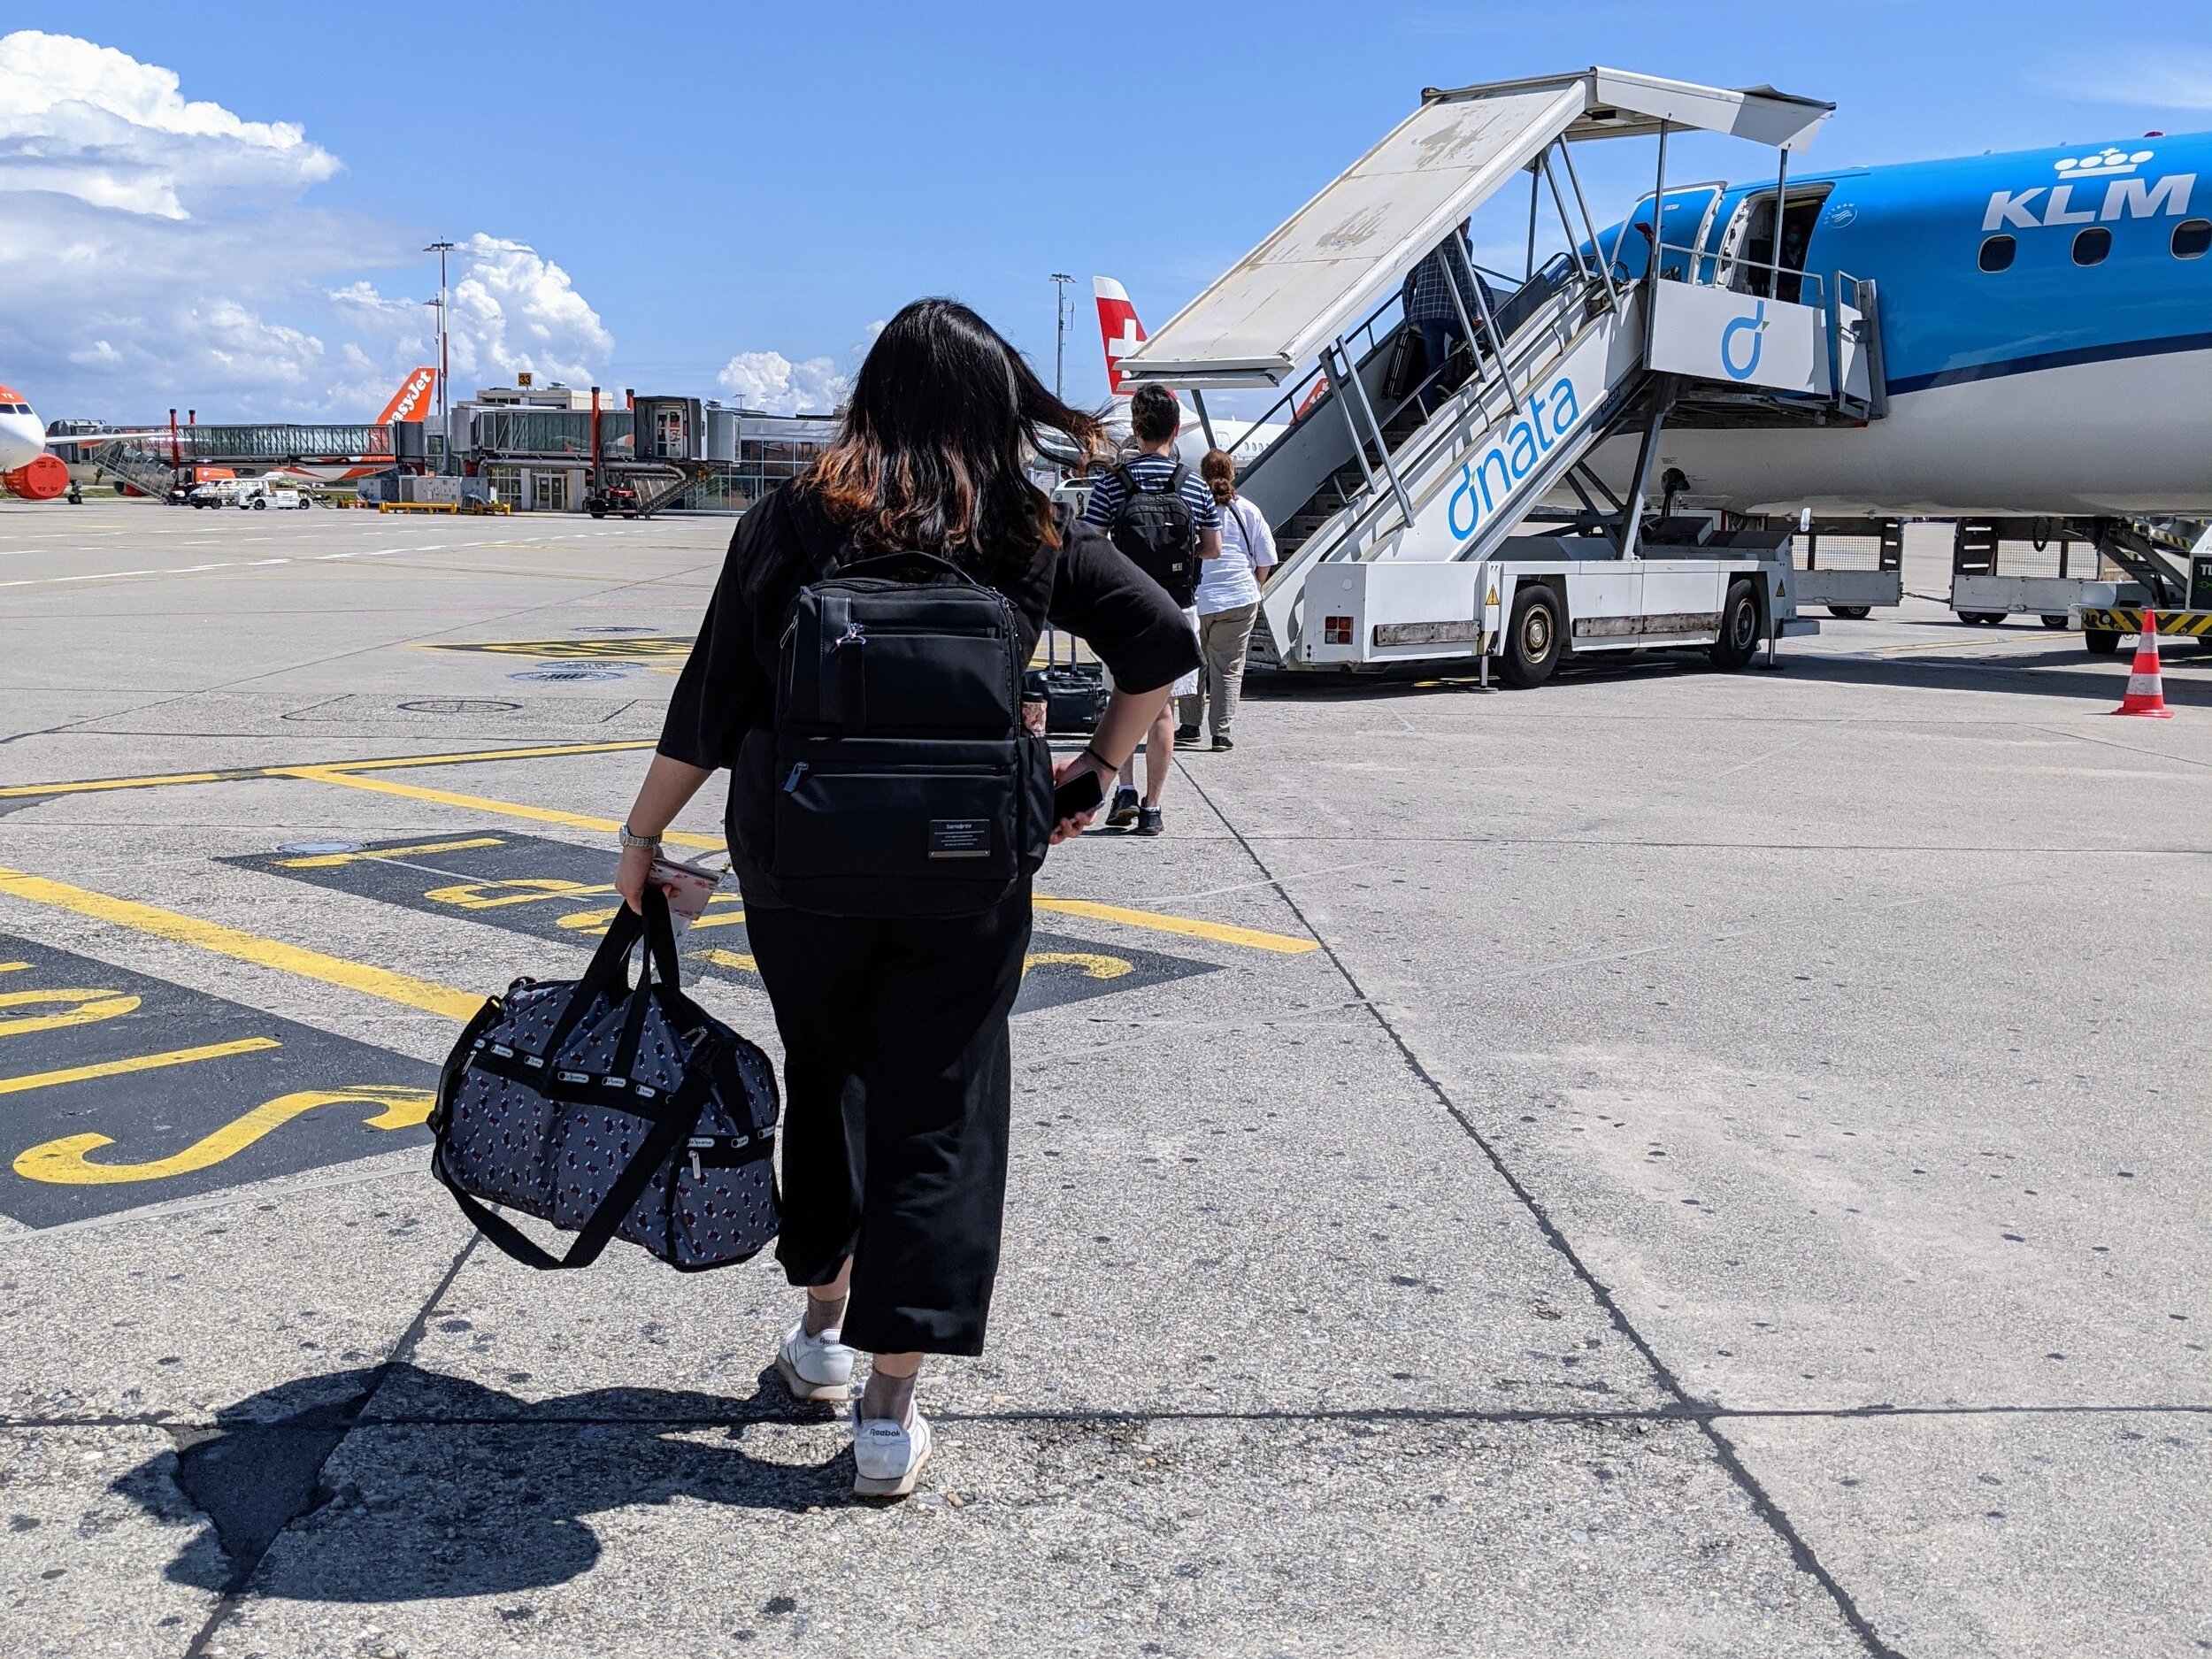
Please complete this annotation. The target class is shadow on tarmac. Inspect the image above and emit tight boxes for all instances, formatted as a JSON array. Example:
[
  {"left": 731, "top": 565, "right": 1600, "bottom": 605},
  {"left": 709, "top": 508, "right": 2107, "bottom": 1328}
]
[{"left": 112, "top": 1363, "right": 854, "bottom": 1601}]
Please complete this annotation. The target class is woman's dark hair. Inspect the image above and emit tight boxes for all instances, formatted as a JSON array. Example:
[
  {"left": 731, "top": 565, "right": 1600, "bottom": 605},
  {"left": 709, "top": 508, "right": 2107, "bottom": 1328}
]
[
  {"left": 804, "top": 297, "right": 1103, "bottom": 572},
  {"left": 1200, "top": 448, "right": 1237, "bottom": 503}
]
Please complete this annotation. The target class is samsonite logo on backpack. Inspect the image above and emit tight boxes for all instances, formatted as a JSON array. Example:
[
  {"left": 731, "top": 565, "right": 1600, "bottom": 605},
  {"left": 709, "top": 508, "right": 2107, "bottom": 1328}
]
[
  {"left": 1105, "top": 461, "right": 1199, "bottom": 607},
  {"left": 735, "top": 549, "right": 1054, "bottom": 917}
]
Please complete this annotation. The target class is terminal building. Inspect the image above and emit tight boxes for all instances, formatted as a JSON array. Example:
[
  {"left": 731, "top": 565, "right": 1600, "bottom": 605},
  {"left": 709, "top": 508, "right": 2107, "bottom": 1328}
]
[{"left": 442, "top": 379, "right": 836, "bottom": 513}]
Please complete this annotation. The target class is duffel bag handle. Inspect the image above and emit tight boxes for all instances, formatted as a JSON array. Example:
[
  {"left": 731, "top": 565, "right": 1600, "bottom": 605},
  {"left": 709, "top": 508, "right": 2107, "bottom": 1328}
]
[
  {"left": 833, "top": 548, "right": 980, "bottom": 587},
  {"left": 580, "top": 885, "right": 682, "bottom": 994},
  {"left": 541, "top": 887, "right": 682, "bottom": 1058}
]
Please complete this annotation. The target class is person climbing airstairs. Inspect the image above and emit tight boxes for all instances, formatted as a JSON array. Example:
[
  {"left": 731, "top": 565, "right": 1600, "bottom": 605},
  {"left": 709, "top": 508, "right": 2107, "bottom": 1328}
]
[{"left": 1113, "top": 67, "right": 1884, "bottom": 686}]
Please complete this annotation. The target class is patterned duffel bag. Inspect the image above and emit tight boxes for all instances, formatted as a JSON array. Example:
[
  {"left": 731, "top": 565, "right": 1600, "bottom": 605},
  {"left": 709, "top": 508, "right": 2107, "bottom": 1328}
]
[{"left": 430, "top": 888, "right": 780, "bottom": 1271}]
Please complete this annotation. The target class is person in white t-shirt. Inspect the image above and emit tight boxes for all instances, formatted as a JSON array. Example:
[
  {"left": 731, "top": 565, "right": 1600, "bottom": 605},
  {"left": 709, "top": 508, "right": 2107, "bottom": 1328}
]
[{"left": 1179, "top": 449, "right": 1276, "bottom": 750}]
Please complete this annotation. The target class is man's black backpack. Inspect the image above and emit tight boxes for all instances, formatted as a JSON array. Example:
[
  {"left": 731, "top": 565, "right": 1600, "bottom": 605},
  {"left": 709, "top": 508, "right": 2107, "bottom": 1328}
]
[
  {"left": 1104, "top": 461, "right": 1200, "bottom": 607},
  {"left": 733, "top": 549, "right": 1055, "bottom": 918}
]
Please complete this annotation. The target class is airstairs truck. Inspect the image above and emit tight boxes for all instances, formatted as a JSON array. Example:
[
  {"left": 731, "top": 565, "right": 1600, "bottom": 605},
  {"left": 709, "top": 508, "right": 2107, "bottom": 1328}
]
[{"left": 1115, "top": 68, "right": 1877, "bottom": 686}]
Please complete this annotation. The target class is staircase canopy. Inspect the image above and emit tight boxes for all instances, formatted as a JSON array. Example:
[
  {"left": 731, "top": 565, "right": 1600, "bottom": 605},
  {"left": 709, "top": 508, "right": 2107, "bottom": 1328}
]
[{"left": 1115, "top": 67, "right": 1832, "bottom": 389}]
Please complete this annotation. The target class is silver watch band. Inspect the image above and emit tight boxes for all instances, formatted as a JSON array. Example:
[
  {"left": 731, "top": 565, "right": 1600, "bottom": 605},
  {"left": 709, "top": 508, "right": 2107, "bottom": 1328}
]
[{"left": 618, "top": 824, "right": 663, "bottom": 851}]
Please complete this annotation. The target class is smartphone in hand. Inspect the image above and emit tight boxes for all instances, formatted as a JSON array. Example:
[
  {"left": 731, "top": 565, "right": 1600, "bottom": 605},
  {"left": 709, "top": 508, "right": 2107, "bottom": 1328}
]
[
  {"left": 1053, "top": 768, "right": 1104, "bottom": 823},
  {"left": 648, "top": 854, "right": 724, "bottom": 926}
]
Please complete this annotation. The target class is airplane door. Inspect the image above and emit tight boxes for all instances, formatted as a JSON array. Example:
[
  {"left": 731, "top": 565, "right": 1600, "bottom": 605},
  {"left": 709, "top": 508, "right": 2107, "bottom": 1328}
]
[{"left": 1717, "top": 184, "right": 1832, "bottom": 303}]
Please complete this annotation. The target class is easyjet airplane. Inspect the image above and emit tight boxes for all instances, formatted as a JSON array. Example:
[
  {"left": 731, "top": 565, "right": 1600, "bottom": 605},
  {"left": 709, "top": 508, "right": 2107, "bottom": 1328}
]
[{"left": 31, "top": 365, "right": 442, "bottom": 494}]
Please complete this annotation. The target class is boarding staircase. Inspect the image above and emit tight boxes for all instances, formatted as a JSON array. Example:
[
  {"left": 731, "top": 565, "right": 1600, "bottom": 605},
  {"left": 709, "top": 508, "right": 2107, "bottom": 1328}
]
[
  {"left": 84, "top": 438, "right": 181, "bottom": 500},
  {"left": 1114, "top": 67, "right": 1871, "bottom": 667}
]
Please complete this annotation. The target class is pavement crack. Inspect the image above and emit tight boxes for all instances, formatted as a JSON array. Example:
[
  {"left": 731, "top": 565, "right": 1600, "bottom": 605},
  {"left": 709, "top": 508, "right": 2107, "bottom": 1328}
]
[
  {"left": 179, "top": 1233, "right": 479, "bottom": 1659},
  {"left": 1174, "top": 759, "right": 1909, "bottom": 1659}
]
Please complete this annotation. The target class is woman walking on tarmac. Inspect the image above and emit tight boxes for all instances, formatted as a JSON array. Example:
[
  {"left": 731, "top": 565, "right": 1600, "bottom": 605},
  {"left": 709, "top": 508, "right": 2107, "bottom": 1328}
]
[
  {"left": 612, "top": 298, "right": 1199, "bottom": 1498},
  {"left": 1180, "top": 449, "right": 1277, "bottom": 750}
]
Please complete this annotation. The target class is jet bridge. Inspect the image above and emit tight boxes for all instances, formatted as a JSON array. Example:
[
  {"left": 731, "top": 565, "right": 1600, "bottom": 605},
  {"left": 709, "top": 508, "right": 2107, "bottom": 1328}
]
[{"left": 1114, "top": 68, "right": 1879, "bottom": 680}]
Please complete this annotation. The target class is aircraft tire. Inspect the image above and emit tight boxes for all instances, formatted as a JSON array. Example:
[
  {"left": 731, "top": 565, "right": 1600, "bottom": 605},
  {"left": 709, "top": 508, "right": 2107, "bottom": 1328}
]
[
  {"left": 1500, "top": 585, "right": 1563, "bottom": 688},
  {"left": 1709, "top": 578, "right": 1762, "bottom": 671},
  {"left": 1827, "top": 604, "right": 1871, "bottom": 619},
  {"left": 2085, "top": 630, "right": 2122, "bottom": 656}
]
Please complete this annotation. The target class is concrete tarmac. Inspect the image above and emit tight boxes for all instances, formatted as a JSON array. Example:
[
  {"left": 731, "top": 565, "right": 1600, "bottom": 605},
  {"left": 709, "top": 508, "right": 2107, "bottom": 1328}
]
[{"left": 0, "top": 501, "right": 2205, "bottom": 1657}]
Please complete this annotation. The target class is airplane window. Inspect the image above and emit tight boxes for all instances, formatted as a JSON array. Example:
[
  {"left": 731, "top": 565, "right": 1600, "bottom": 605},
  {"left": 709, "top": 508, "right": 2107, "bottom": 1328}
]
[
  {"left": 2072, "top": 227, "right": 2112, "bottom": 266},
  {"left": 2173, "top": 219, "right": 2212, "bottom": 259},
  {"left": 1978, "top": 234, "right": 2016, "bottom": 273}
]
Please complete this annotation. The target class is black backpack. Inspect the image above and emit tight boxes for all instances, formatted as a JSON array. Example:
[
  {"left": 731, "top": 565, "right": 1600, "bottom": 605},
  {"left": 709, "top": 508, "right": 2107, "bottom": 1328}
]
[
  {"left": 1105, "top": 461, "right": 1200, "bottom": 607},
  {"left": 733, "top": 549, "right": 1055, "bottom": 917}
]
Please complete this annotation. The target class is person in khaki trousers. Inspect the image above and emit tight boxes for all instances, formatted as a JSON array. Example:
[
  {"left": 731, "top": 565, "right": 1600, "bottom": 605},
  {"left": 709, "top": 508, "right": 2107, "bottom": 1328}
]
[{"left": 1178, "top": 449, "right": 1277, "bottom": 751}]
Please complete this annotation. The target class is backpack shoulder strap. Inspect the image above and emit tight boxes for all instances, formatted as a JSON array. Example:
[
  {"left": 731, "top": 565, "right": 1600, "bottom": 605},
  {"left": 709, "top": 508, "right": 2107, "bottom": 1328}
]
[
  {"left": 1164, "top": 461, "right": 1188, "bottom": 494},
  {"left": 1110, "top": 462, "right": 1140, "bottom": 495}
]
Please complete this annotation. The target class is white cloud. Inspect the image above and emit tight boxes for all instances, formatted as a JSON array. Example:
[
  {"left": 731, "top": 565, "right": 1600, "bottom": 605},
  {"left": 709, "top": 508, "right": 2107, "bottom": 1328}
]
[
  {"left": 717, "top": 349, "right": 849, "bottom": 415},
  {"left": 446, "top": 235, "right": 611, "bottom": 383},
  {"left": 0, "top": 31, "right": 611, "bottom": 419},
  {"left": 0, "top": 30, "right": 337, "bottom": 219}
]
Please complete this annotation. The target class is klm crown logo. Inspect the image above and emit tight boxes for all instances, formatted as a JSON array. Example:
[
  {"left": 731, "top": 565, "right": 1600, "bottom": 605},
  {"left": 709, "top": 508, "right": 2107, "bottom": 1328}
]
[{"left": 2055, "top": 147, "right": 2154, "bottom": 180}]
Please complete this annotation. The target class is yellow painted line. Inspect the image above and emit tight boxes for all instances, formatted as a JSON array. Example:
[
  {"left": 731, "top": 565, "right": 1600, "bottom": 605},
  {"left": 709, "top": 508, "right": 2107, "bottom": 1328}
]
[
  {"left": 0, "top": 988, "right": 142, "bottom": 1038},
  {"left": 1033, "top": 896, "right": 1318, "bottom": 955},
  {"left": 323, "top": 741, "right": 653, "bottom": 774},
  {"left": 278, "top": 836, "right": 504, "bottom": 868},
  {"left": 13, "top": 1084, "right": 433, "bottom": 1185},
  {"left": 0, "top": 741, "right": 653, "bottom": 803},
  {"left": 0, "top": 865, "right": 481, "bottom": 1020},
  {"left": 0, "top": 771, "right": 225, "bottom": 800},
  {"left": 0, "top": 1036, "right": 280, "bottom": 1098},
  {"left": 702, "top": 946, "right": 758, "bottom": 973},
  {"left": 273, "top": 766, "right": 724, "bottom": 850},
  {"left": 0, "top": 961, "right": 27, "bottom": 973},
  {"left": 1025, "top": 950, "right": 1133, "bottom": 980}
]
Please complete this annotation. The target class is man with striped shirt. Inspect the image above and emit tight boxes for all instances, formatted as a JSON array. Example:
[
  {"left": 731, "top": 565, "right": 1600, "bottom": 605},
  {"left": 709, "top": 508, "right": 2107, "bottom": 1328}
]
[{"left": 1083, "top": 383, "right": 1221, "bottom": 835}]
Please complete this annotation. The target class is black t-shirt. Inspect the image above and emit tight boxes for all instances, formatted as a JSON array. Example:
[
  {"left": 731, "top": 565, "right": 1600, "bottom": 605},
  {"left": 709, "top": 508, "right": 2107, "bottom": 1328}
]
[{"left": 657, "top": 481, "right": 1202, "bottom": 778}]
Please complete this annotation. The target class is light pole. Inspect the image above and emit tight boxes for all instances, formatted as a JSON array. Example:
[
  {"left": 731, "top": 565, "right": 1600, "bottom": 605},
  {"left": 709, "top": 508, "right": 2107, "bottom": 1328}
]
[
  {"left": 425, "top": 239, "right": 457, "bottom": 426},
  {"left": 1049, "top": 273, "right": 1074, "bottom": 399}
]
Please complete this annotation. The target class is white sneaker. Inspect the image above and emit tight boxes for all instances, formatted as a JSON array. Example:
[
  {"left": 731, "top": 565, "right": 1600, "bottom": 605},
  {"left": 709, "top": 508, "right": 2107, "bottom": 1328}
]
[
  {"left": 850, "top": 1396, "right": 933, "bottom": 1498},
  {"left": 774, "top": 1317, "right": 855, "bottom": 1404}
]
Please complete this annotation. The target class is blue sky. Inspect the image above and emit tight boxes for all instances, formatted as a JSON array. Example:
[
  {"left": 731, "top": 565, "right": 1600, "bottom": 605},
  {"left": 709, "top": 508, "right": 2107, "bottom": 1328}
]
[{"left": 5, "top": 1, "right": 2208, "bottom": 418}]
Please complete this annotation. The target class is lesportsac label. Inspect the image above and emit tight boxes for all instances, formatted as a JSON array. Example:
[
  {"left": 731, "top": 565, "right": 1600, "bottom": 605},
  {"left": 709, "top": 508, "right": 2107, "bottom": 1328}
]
[
  {"left": 1445, "top": 373, "right": 1584, "bottom": 546},
  {"left": 1984, "top": 145, "right": 2196, "bottom": 231}
]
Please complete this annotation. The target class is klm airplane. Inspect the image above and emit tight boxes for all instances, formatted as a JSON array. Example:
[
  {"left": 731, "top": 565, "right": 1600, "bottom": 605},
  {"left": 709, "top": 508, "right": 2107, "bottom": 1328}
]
[{"left": 1601, "top": 132, "right": 2212, "bottom": 520}]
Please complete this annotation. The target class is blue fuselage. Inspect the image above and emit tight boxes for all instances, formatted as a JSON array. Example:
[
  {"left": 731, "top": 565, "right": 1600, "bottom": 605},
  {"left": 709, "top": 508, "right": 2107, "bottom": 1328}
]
[{"left": 1593, "top": 133, "right": 2212, "bottom": 516}]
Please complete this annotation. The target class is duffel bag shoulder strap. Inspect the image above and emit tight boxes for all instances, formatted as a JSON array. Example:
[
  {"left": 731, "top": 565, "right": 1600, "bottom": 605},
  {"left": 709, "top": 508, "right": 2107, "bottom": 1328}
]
[{"left": 437, "top": 1065, "right": 710, "bottom": 1271}]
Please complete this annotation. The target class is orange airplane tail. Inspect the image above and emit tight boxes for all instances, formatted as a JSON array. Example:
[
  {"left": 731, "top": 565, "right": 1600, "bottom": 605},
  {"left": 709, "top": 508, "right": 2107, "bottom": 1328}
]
[{"left": 375, "top": 366, "right": 438, "bottom": 426}]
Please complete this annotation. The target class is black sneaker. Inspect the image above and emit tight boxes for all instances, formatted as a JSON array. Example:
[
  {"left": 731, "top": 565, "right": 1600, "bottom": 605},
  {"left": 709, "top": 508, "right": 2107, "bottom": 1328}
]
[
  {"left": 1133, "top": 806, "right": 1164, "bottom": 836},
  {"left": 1173, "top": 724, "right": 1202, "bottom": 748},
  {"left": 1210, "top": 735, "right": 1233, "bottom": 752},
  {"left": 1106, "top": 786, "right": 1141, "bottom": 828}
]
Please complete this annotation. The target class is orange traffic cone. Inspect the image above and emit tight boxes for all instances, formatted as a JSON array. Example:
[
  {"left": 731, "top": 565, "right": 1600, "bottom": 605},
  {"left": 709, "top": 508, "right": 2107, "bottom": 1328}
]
[{"left": 2113, "top": 609, "right": 2174, "bottom": 718}]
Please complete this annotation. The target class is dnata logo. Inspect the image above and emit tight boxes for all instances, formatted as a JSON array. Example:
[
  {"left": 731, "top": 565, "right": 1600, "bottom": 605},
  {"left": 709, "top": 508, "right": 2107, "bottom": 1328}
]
[
  {"left": 2056, "top": 146, "right": 2154, "bottom": 179},
  {"left": 1721, "top": 301, "right": 1769, "bottom": 381},
  {"left": 1985, "top": 150, "right": 2194, "bottom": 231},
  {"left": 1446, "top": 374, "right": 1582, "bottom": 542}
]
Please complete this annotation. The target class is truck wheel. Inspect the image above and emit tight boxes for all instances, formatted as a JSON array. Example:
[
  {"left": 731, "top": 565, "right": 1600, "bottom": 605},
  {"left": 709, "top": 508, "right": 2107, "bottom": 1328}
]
[
  {"left": 252, "top": 498, "right": 266, "bottom": 510},
  {"left": 1959, "top": 611, "right": 2005, "bottom": 626},
  {"left": 1827, "top": 604, "right": 1871, "bottom": 619},
  {"left": 1500, "top": 585, "right": 1563, "bottom": 687},
  {"left": 2085, "top": 630, "right": 2122, "bottom": 656},
  {"left": 1709, "top": 578, "right": 1762, "bottom": 670},
  {"left": 2039, "top": 614, "right": 2069, "bottom": 629}
]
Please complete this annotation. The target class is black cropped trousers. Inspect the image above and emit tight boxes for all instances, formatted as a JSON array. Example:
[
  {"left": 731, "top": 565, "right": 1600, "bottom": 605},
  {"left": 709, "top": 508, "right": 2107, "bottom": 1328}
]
[{"left": 746, "top": 883, "right": 1030, "bottom": 1357}]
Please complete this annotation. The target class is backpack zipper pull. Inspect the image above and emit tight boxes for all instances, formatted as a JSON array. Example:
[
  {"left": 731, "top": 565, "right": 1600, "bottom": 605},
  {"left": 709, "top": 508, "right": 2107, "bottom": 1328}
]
[
  {"left": 782, "top": 761, "right": 810, "bottom": 792},
  {"left": 689, "top": 1148, "right": 703, "bottom": 1181},
  {"left": 833, "top": 620, "right": 866, "bottom": 649}
]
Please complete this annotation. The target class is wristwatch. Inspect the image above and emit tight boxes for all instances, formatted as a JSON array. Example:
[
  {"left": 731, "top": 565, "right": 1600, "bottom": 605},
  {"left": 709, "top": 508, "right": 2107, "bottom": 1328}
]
[{"left": 618, "top": 824, "right": 663, "bottom": 851}]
